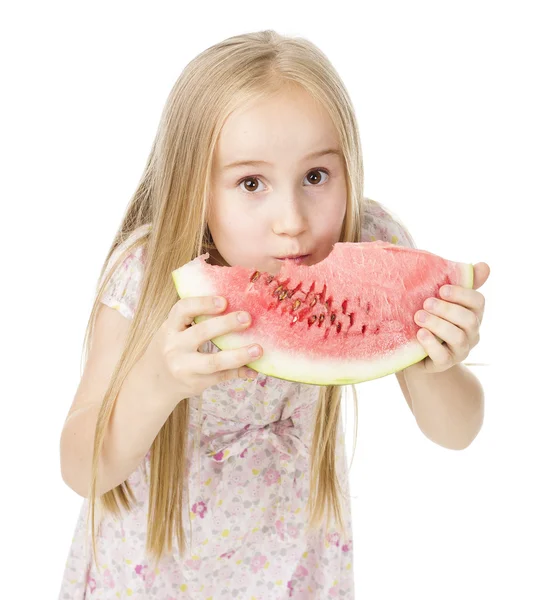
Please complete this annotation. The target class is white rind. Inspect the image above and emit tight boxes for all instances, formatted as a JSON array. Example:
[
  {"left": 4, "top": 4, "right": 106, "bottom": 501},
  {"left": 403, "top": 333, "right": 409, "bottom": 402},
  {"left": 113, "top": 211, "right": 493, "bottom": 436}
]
[
  {"left": 172, "top": 255, "right": 217, "bottom": 298},
  {"left": 211, "top": 330, "right": 429, "bottom": 385}
]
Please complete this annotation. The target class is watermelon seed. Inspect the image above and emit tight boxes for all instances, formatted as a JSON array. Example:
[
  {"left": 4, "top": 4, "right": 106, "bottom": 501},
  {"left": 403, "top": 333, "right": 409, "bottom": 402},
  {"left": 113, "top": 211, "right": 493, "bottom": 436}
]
[
  {"left": 341, "top": 299, "right": 348, "bottom": 314},
  {"left": 330, "top": 313, "right": 336, "bottom": 324},
  {"left": 336, "top": 322, "right": 342, "bottom": 334},
  {"left": 291, "top": 315, "right": 298, "bottom": 323},
  {"left": 310, "top": 297, "right": 317, "bottom": 307},
  {"left": 348, "top": 313, "right": 355, "bottom": 327},
  {"left": 318, "top": 314, "right": 325, "bottom": 326},
  {"left": 291, "top": 299, "right": 301, "bottom": 311},
  {"left": 266, "top": 275, "right": 275, "bottom": 284},
  {"left": 278, "top": 290, "right": 288, "bottom": 301},
  {"left": 273, "top": 285, "right": 284, "bottom": 297},
  {"left": 250, "top": 271, "right": 261, "bottom": 283},
  {"left": 307, "top": 315, "right": 317, "bottom": 326}
]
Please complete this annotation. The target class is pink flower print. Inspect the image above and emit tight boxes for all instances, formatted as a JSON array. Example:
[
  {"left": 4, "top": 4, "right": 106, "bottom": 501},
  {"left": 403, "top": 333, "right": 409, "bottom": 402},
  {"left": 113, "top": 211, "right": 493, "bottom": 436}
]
[
  {"left": 87, "top": 574, "right": 96, "bottom": 593},
  {"left": 259, "top": 376, "right": 268, "bottom": 387},
  {"left": 229, "top": 388, "right": 247, "bottom": 401},
  {"left": 293, "top": 564, "right": 309, "bottom": 579},
  {"left": 250, "top": 552, "right": 267, "bottom": 574},
  {"left": 135, "top": 564, "right": 148, "bottom": 580},
  {"left": 219, "top": 549, "right": 236, "bottom": 559},
  {"left": 263, "top": 468, "right": 280, "bottom": 486},
  {"left": 185, "top": 558, "right": 201, "bottom": 571},
  {"left": 248, "top": 452, "right": 264, "bottom": 469},
  {"left": 103, "top": 569, "right": 115, "bottom": 588},
  {"left": 239, "top": 447, "right": 248, "bottom": 458},
  {"left": 144, "top": 570, "right": 155, "bottom": 590},
  {"left": 212, "top": 449, "right": 225, "bottom": 462},
  {"left": 342, "top": 539, "right": 353, "bottom": 553},
  {"left": 326, "top": 531, "right": 341, "bottom": 547},
  {"left": 329, "top": 586, "right": 339, "bottom": 597},
  {"left": 287, "top": 579, "right": 295, "bottom": 596},
  {"left": 192, "top": 500, "right": 207, "bottom": 518},
  {"left": 287, "top": 523, "right": 299, "bottom": 538}
]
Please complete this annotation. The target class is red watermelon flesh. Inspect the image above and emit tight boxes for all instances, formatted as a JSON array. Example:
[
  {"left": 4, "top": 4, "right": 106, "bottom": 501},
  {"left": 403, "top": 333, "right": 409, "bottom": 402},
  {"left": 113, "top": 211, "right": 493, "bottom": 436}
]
[{"left": 171, "top": 241, "right": 473, "bottom": 385}]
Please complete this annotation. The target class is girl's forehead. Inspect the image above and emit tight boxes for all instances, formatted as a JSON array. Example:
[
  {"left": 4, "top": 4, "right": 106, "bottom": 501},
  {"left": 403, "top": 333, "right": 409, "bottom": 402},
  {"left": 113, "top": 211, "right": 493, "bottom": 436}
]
[{"left": 214, "top": 93, "right": 341, "bottom": 170}]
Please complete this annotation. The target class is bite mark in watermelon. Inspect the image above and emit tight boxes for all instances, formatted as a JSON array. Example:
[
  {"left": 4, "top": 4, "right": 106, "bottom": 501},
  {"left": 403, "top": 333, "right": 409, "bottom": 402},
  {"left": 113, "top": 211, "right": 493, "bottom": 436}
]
[{"left": 171, "top": 241, "right": 473, "bottom": 386}]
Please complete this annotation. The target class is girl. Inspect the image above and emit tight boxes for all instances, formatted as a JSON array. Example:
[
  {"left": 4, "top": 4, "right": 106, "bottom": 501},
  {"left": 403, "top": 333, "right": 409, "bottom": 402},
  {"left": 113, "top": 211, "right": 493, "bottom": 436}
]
[{"left": 58, "top": 30, "right": 485, "bottom": 599}]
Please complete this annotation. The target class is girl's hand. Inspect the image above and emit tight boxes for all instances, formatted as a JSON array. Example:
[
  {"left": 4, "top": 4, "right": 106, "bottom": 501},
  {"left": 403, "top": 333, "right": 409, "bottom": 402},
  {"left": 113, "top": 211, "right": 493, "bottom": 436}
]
[
  {"left": 411, "top": 262, "right": 490, "bottom": 374},
  {"left": 142, "top": 296, "right": 262, "bottom": 404}
]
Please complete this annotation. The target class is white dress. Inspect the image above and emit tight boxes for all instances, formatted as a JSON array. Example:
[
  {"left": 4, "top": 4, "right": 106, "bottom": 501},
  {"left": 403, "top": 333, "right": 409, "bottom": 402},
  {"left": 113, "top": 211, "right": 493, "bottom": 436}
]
[{"left": 58, "top": 200, "right": 415, "bottom": 599}]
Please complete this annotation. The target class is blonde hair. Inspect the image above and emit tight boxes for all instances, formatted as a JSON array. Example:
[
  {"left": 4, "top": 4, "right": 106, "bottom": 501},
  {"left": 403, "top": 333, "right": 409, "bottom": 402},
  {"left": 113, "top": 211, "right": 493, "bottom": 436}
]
[{"left": 84, "top": 29, "right": 367, "bottom": 573}]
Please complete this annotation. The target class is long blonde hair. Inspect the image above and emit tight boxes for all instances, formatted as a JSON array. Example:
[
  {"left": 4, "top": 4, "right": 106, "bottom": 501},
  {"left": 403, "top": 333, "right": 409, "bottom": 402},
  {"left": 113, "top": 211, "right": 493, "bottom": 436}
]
[{"left": 84, "top": 29, "right": 366, "bottom": 572}]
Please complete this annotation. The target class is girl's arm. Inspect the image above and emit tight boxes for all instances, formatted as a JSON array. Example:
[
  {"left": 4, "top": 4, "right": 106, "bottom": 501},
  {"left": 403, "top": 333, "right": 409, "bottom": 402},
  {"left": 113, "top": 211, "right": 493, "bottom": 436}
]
[
  {"left": 60, "top": 305, "right": 179, "bottom": 498},
  {"left": 402, "top": 362, "right": 485, "bottom": 450}
]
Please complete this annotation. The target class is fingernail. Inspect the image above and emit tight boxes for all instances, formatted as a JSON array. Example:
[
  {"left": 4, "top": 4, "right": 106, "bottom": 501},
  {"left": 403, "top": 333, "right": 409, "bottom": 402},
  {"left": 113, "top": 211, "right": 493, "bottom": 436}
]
[
  {"left": 237, "top": 312, "right": 250, "bottom": 323},
  {"left": 246, "top": 369, "right": 257, "bottom": 378},
  {"left": 248, "top": 345, "right": 260, "bottom": 357},
  {"left": 214, "top": 297, "right": 225, "bottom": 308},
  {"left": 417, "top": 311, "right": 428, "bottom": 323},
  {"left": 442, "top": 286, "right": 451, "bottom": 298}
]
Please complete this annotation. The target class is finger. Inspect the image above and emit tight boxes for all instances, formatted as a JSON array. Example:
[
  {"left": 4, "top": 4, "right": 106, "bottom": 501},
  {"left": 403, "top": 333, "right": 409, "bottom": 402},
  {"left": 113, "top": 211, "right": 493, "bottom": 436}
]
[
  {"left": 415, "top": 312, "right": 469, "bottom": 356},
  {"left": 421, "top": 298, "right": 480, "bottom": 333},
  {"left": 195, "top": 341, "right": 263, "bottom": 378},
  {"left": 184, "top": 307, "right": 254, "bottom": 351},
  {"left": 439, "top": 286, "right": 485, "bottom": 315},
  {"left": 169, "top": 295, "right": 228, "bottom": 332},
  {"left": 417, "top": 328, "right": 453, "bottom": 373},
  {"left": 471, "top": 262, "right": 490, "bottom": 290}
]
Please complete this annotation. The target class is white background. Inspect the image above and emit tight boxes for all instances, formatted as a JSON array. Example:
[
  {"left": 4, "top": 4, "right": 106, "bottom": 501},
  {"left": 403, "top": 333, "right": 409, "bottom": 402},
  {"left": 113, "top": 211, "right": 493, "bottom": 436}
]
[{"left": 1, "top": 1, "right": 535, "bottom": 598}]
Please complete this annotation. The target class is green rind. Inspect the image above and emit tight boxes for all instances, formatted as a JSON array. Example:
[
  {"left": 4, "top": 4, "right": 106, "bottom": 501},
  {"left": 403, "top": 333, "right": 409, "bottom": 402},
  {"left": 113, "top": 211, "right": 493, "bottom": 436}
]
[{"left": 171, "top": 255, "right": 474, "bottom": 386}]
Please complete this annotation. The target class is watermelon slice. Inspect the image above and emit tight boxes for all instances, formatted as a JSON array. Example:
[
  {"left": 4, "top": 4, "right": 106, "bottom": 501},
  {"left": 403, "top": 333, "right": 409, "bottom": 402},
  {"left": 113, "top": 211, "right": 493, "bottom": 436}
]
[{"left": 171, "top": 241, "right": 473, "bottom": 385}]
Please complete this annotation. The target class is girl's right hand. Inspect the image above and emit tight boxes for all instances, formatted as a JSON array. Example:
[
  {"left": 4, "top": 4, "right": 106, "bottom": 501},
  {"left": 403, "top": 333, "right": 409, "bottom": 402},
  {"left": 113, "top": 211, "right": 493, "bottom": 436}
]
[{"left": 142, "top": 296, "right": 263, "bottom": 404}]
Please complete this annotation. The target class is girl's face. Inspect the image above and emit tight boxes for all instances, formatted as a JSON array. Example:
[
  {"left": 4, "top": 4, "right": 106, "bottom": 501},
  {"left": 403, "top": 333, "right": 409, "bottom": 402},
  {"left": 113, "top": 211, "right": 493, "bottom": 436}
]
[{"left": 208, "top": 87, "right": 347, "bottom": 276}]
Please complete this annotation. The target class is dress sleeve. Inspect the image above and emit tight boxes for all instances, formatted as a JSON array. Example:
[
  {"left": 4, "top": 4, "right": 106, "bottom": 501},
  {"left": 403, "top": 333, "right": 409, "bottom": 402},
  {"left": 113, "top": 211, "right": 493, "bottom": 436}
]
[
  {"left": 361, "top": 199, "right": 417, "bottom": 249},
  {"left": 99, "top": 233, "right": 147, "bottom": 321}
]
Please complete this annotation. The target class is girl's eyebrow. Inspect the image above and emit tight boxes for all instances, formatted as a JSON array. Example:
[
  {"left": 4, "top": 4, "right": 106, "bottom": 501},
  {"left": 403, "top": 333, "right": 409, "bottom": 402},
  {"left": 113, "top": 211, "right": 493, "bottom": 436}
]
[{"left": 222, "top": 148, "right": 342, "bottom": 171}]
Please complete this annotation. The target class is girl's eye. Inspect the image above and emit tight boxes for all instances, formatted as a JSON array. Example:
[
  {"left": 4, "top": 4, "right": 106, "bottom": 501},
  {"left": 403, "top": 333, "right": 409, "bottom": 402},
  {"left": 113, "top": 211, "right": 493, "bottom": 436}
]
[{"left": 238, "top": 168, "right": 330, "bottom": 194}]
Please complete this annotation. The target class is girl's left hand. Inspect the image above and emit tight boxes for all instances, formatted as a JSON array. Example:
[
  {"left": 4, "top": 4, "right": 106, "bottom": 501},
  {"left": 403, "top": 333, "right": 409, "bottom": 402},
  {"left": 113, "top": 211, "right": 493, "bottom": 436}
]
[{"left": 412, "top": 262, "right": 490, "bottom": 374}]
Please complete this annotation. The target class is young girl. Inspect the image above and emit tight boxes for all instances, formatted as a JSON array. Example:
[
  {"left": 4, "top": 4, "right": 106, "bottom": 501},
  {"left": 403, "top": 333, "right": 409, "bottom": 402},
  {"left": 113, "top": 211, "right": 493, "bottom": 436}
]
[{"left": 58, "top": 30, "right": 478, "bottom": 599}]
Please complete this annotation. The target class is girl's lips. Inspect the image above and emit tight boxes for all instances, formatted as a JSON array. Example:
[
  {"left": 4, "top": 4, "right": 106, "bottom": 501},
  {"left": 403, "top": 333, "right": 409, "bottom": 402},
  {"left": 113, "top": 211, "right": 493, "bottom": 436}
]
[{"left": 275, "top": 254, "right": 310, "bottom": 264}]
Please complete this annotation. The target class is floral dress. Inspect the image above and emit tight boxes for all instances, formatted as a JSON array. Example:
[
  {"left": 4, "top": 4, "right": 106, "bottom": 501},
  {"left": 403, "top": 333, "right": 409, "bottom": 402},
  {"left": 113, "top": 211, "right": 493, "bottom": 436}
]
[{"left": 58, "top": 199, "right": 415, "bottom": 599}]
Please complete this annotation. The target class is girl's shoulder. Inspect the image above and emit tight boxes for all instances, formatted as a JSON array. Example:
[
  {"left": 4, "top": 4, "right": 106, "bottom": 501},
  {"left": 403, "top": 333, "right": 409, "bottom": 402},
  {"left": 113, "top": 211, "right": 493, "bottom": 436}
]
[
  {"left": 361, "top": 198, "right": 416, "bottom": 248},
  {"left": 98, "top": 224, "right": 151, "bottom": 320}
]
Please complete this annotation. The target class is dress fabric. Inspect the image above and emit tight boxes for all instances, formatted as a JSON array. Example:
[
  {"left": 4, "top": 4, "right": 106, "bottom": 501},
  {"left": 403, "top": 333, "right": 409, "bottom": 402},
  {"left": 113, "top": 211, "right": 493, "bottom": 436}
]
[{"left": 58, "top": 200, "right": 415, "bottom": 599}]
